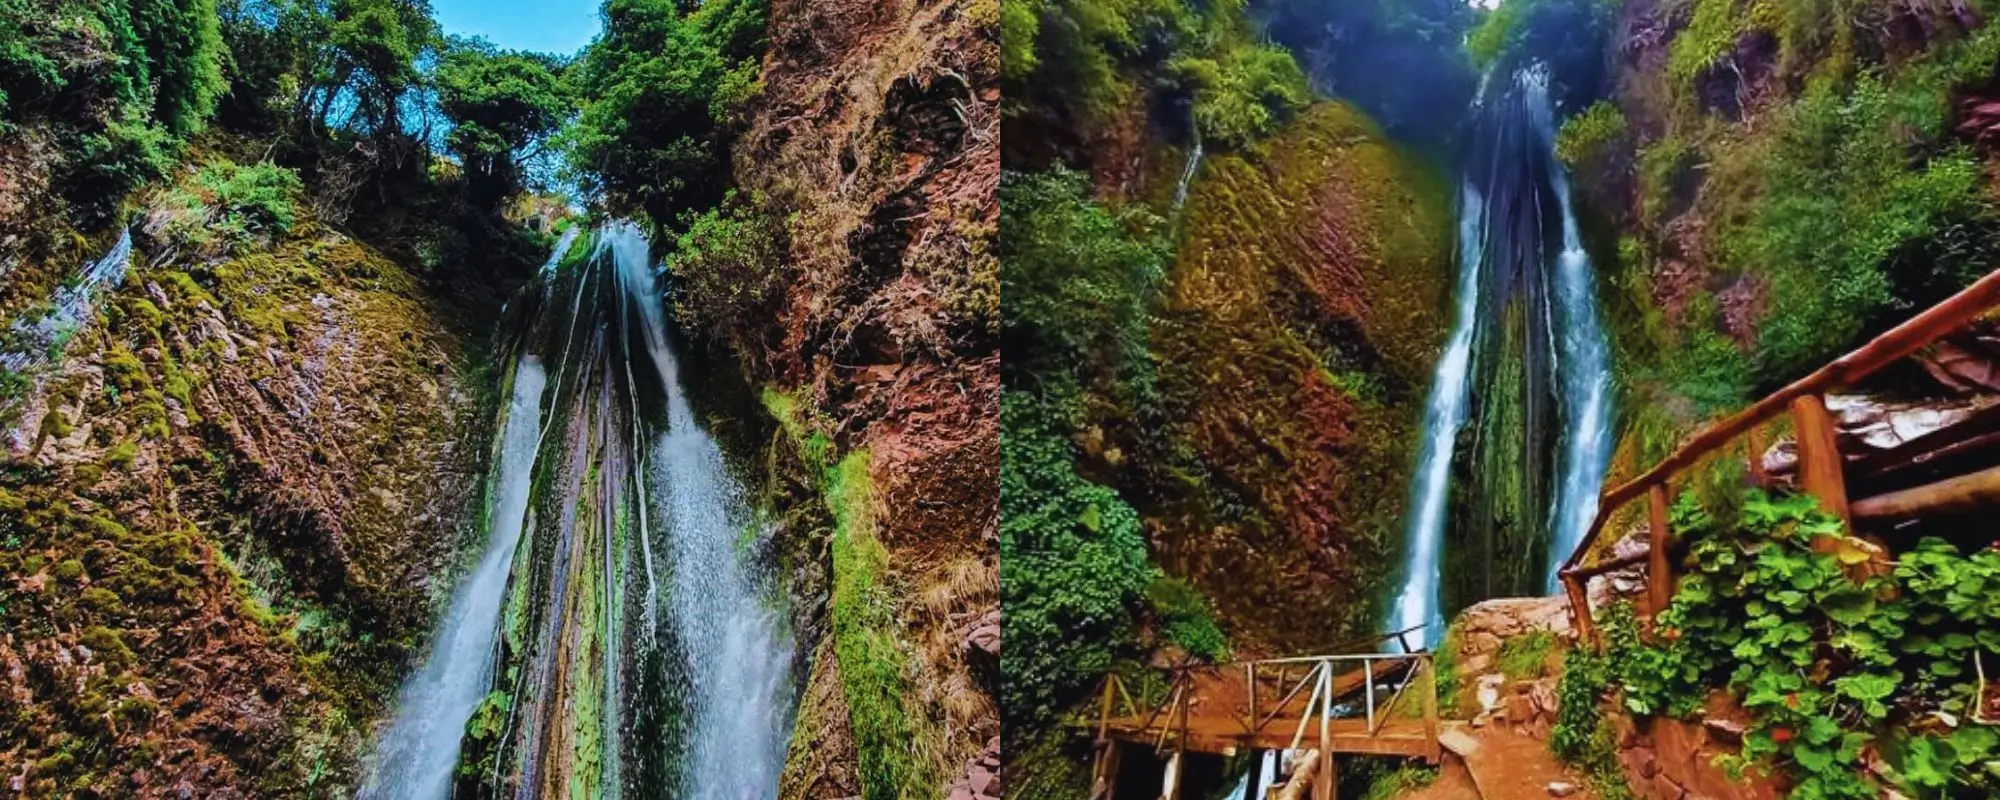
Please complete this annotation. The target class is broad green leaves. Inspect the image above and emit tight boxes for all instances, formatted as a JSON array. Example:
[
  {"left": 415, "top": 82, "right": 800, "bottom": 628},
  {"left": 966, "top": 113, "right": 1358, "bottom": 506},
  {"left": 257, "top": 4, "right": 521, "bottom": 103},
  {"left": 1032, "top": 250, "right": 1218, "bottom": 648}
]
[{"left": 1604, "top": 490, "right": 2000, "bottom": 797}]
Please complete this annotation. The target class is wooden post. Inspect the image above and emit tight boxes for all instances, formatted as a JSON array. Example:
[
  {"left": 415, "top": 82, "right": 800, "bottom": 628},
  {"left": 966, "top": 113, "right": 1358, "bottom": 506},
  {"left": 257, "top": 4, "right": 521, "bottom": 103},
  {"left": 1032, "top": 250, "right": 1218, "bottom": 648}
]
[
  {"left": 1092, "top": 740, "right": 1123, "bottom": 800},
  {"left": 1646, "top": 483, "right": 1672, "bottom": 620},
  {"left": 1791, "top": 394, "right": 1851, "bottom": 524},
  {"left": 1562, "top": 572, "right": 1595, "bottom": 647},
  {"left": 1314, "top": 663, "right": 1336, "bottom": 800},
  {"left": 1092, "top": 677, "right": 1117, "bottom": 798},
  {"left": 1421, "top": 657, "right": 1441, "bottom": 762},
  {"left": 1164, "top": 751, "right": 1183, "bottom": 800}
]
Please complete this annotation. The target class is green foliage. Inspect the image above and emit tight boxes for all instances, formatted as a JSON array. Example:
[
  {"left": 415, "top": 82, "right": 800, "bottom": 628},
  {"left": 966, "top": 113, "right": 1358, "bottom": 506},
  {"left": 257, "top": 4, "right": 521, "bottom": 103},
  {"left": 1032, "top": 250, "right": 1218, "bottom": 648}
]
[
  {"left": 1466, "top": 0, "right": 1525, "bottom": 68},
  {"left": 436, "top": 39, "right": 573, "bottom": 202},
  {"left": 1603, "top": 489, "right": 2000, "bottom": 798},
  {"left": 564, "top": 0, "right": 766, "bottom": 223},
  {"left": 0, "top": 0, "right": 226, "bottom": 204},
  {"left": 1357, "top": 763, "right": 1439, "bottom": 800},
  {"left": 1170, "top": 40, "right": 1309, "bottom": 148},
  {"left": 1143, "top": 576, "right": 1229, "bottom": 662},
  {"left": 1555, "top": 101, "right": 1627, "bottom": 167},
  {"left": 666, "top": 194, "right": 787, "bottom": 352},
  {"left": 1000, "top": 389, "right": 1157, "bottom": 725},
  {"left": 823, "top": 450, "right": 940, "bottom": 800},
  {"left": 998, "top": 169, "right": 1165, "bottom": 378},
  {"left": 322, "top": 0, "right": 439, "bottom": 137},
  {"left": 1009, "top": 0, "right": 1308, "bottom": 148},
  {"left": 1731, "top": 74, "right": 1988, "bottom": 376},
  {"left": 157, "top": 160, "right": 304, "bottom": 253},
  {"left": 1496, "top": 630, "right": 1557, "bottom": 680}
]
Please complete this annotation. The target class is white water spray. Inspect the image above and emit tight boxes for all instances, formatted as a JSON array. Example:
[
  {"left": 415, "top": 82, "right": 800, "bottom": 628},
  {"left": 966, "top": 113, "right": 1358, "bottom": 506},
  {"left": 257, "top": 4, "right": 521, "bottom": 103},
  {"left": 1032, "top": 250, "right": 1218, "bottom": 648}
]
[
  {"left": 599, "top": 224, "right": 794, "bottom": 800},
  {"left": 1388, "top": 184, "right": 1487, "bottom": 649},
  {"left": 361, "top": 355, "right": 548, "bottom": 800},
  {"left": 1, "top": 229, "right": 132, "bottom": 374}
]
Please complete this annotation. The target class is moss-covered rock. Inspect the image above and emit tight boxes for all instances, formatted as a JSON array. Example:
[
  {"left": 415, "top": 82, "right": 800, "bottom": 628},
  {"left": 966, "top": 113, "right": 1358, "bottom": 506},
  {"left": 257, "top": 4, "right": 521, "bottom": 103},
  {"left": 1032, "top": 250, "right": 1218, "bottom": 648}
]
[{"left": 1143, "top": 101, "right": 1455, "bottom": 654}]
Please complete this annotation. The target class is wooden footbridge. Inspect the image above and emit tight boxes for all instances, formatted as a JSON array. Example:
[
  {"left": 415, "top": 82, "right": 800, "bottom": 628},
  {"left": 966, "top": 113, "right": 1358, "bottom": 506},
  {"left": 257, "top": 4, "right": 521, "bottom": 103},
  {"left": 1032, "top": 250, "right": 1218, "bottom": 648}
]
[{"left": 1084, "top": 627, "right": 1443, "bottom": 800}]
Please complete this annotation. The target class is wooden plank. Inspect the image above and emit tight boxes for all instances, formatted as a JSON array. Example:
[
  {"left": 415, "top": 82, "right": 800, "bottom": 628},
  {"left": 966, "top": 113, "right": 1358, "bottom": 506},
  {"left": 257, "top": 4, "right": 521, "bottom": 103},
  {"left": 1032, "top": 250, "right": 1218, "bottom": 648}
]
[
  {"left": 1647, "top": 483, "right": 1672, "bottom": 619},
  {"left": 1852, "top": 465, "right": 2000, "bottom": 521},
  {"left": 1847, "top": 403, "right": 2000, "bottom": 481},
  {"left": 1792, "top": 394, "right": 1852, "bottom": 524},
  {"left": 1098, "top": 717, "right": 1438, "bottom": 758},
  {"left": 1557, "top": 268, "right": 2000, "bottom": 578}
]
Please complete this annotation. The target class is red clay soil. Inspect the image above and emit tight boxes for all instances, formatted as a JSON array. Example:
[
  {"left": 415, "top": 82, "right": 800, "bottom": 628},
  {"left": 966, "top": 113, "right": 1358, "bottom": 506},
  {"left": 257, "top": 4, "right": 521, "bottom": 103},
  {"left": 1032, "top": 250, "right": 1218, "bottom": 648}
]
[{"left": 1451, "top": 725, "right": 1598, "bottom": 800}]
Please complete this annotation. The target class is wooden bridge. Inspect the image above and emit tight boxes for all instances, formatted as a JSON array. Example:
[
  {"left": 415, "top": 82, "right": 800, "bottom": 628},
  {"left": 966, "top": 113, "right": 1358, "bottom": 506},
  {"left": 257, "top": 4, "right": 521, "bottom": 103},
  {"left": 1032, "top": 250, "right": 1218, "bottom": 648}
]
[
  {"left": 1560, "top": 268, "right": 2000, "bottom": 642},
  {"left": 1084, "top": 628, "right": 1442, "bottom": 800}
]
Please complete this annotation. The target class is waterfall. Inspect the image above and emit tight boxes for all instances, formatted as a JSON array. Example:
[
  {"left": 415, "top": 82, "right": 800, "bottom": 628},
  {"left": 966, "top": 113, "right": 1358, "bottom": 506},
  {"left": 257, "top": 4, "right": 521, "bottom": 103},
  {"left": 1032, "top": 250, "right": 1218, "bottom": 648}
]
[
  {"left": 1173, "top": 135, "right": 1205, "bottom": 215},
  {"left": 361, "top": 354, "right": 549, "bottom": 800},
  {"left": 1388, "top": 63, "right": 1615, "bottom": 639},
  {"left": 1542, "top": 129, "right": 1615, "bottom": 591},
  {"left": 1388, "top": 184, "right": 1486, "bottom": 649},
  {"left": 0, "top": 228, "right": 133, "bottom": 374},
  {"left": 601, "top": 223, "right": 794, "bottom": 799},
  {"left": 366, "top": 223, "right": 792, "bottom": 798}
]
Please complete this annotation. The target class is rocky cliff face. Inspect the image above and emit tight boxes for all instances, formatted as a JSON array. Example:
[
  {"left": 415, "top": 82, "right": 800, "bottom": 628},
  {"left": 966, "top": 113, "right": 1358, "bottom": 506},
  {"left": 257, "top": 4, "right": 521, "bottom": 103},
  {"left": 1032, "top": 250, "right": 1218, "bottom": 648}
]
[
  {"left": 1144, "top": 102, "right": 1454, "bottom": 655},
  {"left": 0, "top": 158, "right": 485, "bottom": 795},
  {"left": 728, "top": 0, "right": 1001, "bottom": 795}
]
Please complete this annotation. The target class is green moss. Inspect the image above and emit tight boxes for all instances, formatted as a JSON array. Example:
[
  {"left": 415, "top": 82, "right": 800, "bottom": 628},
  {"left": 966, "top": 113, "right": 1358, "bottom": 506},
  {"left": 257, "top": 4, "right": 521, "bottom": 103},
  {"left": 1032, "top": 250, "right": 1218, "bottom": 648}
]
[
  {"left": 105, "top": 441, "right": 137, "bottom": 470},
  {"left": 1496, "top": 630, "right": 1558, "bottom": 680},
  {"left": 52, "top": 558, "right": 84, "bottom": 582},
  {"left": 826, "top": 450, "right": 939, "bottom": 800},
  {"left": 78, "top": 626, "right": 134, "bottom": 667}
]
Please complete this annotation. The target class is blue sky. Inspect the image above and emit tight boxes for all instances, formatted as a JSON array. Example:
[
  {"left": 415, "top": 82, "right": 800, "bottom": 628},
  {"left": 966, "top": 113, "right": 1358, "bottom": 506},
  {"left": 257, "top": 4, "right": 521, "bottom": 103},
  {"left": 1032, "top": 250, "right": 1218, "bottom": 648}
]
[{"left": 433, "top": 0, "right": 603, "bottom": 55}]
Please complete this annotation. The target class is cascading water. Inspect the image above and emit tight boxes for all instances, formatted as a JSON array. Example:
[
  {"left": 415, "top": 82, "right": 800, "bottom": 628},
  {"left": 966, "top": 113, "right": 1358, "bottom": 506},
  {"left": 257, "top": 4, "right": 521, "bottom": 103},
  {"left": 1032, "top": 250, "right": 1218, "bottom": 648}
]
[
  {"left": 1388, "top": 184, "right": 1487, "bottom": 648},
  {"left": 1542, "top": 150, "right": 1615, "bottom": 590},
  {"left": 362, "top": 354, "right": 549, "bottom": 799},
  {"left": 605, "top": 224, "right": 794, "bottom": 799},
  {"left": 0, "top": 229, "right": 133, "bottom": 374},
  {"left": 1388, "top": 64, "right": 1614, "bottom": 638},
  {"left": 362, "top": 223, "right": 793, "bottom": 798}
]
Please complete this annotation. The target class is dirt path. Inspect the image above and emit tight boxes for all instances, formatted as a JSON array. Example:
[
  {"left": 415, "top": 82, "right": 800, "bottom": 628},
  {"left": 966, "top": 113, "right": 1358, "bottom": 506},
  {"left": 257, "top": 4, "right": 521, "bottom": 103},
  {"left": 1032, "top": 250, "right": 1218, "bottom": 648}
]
[{"left": 1443, "top": 724, "right": 1596, "bottom": 800}]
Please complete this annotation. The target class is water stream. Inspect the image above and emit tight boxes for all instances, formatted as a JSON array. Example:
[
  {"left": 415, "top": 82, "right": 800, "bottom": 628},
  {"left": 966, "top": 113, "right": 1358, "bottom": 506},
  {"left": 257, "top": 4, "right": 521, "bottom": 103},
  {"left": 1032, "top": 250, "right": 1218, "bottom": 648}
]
[
  {"left": 361, "top": 354, "right": 549, "bottom": 799},
  {"left": 1387, "top": 184, "right": 1486, "bottom": 648},
  {"left": 1, "top": 228, "right": 133, "bottom": 374}
]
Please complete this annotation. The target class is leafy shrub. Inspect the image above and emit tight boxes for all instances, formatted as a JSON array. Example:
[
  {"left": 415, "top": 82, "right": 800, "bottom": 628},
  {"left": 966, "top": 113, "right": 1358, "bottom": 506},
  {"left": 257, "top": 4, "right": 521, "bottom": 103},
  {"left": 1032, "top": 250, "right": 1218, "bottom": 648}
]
[
  {"left": 1555, "top": 101, "right": 1627, "bottom": 167},
  {"left": 1144, "top": 576, "right": 1228, "bottom": 662},
  {"left": 1170, "top": 41, "right": 1309, "bottom": 148},
  {"left": 1729, "top": 76, "right": 1988, "bottom": 376},
  {"left": 1000, "top": 389, "right": 1156, "bottom": 724},
  {"left": 998, "top": 170, "right": 1165, "bottom": 379},
  {"left": 1607, "top": 489, "right": 2000, "bottom": 797},
  {"left": 666, "top": 195, "right": 787, "bottom": 353},
  {"left": 156, "top": 160, "right": 304, "bottom": 252}
]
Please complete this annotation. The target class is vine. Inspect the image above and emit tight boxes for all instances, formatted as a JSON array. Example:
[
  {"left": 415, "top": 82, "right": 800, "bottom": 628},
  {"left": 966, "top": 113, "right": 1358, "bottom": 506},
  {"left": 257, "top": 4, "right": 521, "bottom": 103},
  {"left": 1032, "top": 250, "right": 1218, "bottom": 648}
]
[{"left": 1598, "top": 489, "right": 2000, "bottom": 798}]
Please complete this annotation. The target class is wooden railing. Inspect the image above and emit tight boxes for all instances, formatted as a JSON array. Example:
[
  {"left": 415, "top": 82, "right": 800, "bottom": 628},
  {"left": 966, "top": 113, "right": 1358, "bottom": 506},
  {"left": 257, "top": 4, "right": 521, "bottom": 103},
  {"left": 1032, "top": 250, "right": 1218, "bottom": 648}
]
[
  {"left": 1088, "top": 626, "right": 1442, "bottom": 800},
  {"left": 1559, "top": 268, "right": 2000, "bottom": 644}
]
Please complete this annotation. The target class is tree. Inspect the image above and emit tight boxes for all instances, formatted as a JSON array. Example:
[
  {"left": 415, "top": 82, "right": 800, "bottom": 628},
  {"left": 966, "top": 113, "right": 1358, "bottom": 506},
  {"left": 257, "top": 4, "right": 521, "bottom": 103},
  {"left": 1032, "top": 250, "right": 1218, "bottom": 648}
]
[
  {"left": 436, "top": 38, "right": 572, "bottom": 204},
  {"left": 563, "top": 0, "right": 765, "bottom": 224}
]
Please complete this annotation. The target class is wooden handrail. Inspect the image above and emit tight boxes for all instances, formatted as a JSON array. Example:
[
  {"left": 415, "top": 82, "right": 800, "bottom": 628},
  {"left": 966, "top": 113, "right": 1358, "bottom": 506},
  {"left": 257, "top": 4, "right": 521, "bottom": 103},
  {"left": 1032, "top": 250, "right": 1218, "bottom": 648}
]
[{"left": 1559, "top": 268, "right": 2000, "bottom": 643}]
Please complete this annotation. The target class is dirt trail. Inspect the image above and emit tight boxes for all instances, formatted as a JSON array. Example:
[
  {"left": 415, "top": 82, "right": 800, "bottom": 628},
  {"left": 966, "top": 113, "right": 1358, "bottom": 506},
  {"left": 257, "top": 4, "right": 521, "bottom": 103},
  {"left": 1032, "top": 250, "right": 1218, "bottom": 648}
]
[{"left": 1443, "top": 725, "right": 1596, "bottom": 800}]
